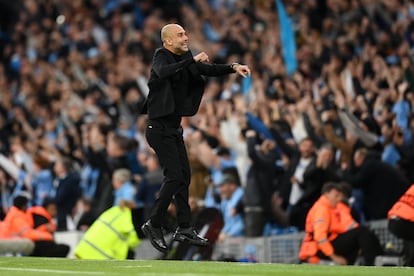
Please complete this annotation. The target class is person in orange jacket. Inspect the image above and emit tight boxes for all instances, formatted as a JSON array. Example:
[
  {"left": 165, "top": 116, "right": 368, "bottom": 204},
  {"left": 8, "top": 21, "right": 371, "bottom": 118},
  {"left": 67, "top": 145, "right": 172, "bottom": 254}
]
[
  {"left": 27, "top": 197, "right": 57, "bottom": 234},
  {"left": 1, "top": 196, "right": 53, "bottom": 241},
  {"left": 299, "top": 181, "right": 382, "bottom": 265},
  {"left": 333, "top": 201, "right": 359, "bottom": 233},
  {"left": 329, "top": 182, "right": 359, "bottom": 236},
  {"left": 1, "top": 195, "right": 69, "bottom": 257},
  {"left": 388, "top": 184, "right": 414, "bottom": 266}
]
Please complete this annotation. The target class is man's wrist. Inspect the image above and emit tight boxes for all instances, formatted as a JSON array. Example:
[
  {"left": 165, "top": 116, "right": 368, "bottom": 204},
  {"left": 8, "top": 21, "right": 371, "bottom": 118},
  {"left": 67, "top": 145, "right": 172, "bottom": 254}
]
[{"left": 231, "top": 62, "right": 239, "bottom": 71}]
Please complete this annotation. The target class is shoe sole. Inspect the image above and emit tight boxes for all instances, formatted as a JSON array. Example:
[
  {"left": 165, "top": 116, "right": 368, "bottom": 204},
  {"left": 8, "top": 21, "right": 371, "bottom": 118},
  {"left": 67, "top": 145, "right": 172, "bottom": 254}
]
[
  {"left": 141, "top": 225, "right": 168, "bottom": 253},
  {"left": 173, "top": 234, "right": 209, "bottom": 246}
]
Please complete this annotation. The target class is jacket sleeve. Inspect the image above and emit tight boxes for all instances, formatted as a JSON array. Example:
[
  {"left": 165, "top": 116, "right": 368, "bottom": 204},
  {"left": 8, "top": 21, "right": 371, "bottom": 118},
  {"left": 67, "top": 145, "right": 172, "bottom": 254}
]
[
  {"left": 15, "top": 217, "right": 53, "bottom": 241},
  {"left": 322, "top": 124, "right": 349, "bottom": 153},
  {"left": 152, "top": 50, "right": 195, "bottom": 79},
  {"left": 55, "top": 173, "right": 81, "bottom": 205},
  {"left": 337, "top": 108, "right": 378, "bottom": 147},
  {"left": 195, "top": 62, "right": 234, "bottom": 76},
  {"left": 127, "top": 230, "right": 140, "bottom": 249},
  {"left": 246, "top": 136, "right": 261, "bottom": 163},
  {"left": 246, "top": 112, "right": 274, "bottom": 140},
  {"left": 269, "top": 127, "right": 297, "bottom": 159},
  {"left": 336, "top": 202, "right": 359, "bottom": 232},
  {"left": 342, "top": 160, "right": 373, "bottom": 189},
  {"left": 303, "top": 113, "right": 324, "bottom": 148},
  {"left": 313, "top": 207, "right": 334, "bottom": 256}
]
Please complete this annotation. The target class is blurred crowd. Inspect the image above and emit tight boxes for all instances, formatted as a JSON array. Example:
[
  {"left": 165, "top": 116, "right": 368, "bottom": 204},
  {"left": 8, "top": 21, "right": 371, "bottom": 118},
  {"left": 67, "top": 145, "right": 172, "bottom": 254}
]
[{"left": 1, "top": 0, "right": 414, "bottom": 253}]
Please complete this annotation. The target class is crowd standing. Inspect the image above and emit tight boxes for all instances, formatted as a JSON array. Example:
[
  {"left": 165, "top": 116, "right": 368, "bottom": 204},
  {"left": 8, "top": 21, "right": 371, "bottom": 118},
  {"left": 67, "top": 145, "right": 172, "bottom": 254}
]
[{"left": 0, "top": 0, "right": 414, "bottom": 264}]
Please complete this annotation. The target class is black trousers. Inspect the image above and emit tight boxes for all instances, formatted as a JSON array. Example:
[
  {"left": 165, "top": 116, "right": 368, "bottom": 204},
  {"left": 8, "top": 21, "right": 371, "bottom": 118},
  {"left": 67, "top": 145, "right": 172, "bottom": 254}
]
[
  {"left": 318, "top": 226, "right": 383, "bottom": 265},
  {"left": 30, "top": 241, "right": 70, "bottom": 257},
  {"left": 389, "top": 217, "right": 414, "bottom": 266},
  {"left": 145, "top": 124, "right": 191, "bottom": 228}
]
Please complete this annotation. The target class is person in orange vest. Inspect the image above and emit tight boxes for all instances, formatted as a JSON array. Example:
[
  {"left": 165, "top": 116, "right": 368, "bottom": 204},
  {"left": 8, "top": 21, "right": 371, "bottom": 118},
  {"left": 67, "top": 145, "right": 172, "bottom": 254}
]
[
  {"left": 299, "top": 181, "right": 382, "bottom": 265},
  {"left": 1, "top": 195, "right": 69, "bottom": 257},
  {"left": 331, "top": 181, "right": 361, "bottom": 234},
  {"left": 27, "top": 197, "right": 57, "bottom": 234},
  {"left": 333, "top": 201, "right": 359, "bottom": 233},
  {"left": 388, "top": 184, "right": 414, "bottom": 266}
]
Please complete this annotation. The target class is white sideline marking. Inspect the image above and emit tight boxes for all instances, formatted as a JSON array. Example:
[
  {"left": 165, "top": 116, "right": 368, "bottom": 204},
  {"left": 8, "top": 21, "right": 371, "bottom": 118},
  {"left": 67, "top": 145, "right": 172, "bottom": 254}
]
[
  {"left": 118, "top": 265, "right": 153, "bottom": 268},
  {"left": 0, "top": 267, "right": 105, "bottom": 275}
]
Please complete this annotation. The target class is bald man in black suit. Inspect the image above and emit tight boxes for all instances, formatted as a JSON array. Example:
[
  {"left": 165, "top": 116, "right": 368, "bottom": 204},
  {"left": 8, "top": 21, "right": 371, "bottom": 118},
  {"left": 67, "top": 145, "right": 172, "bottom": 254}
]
[{"left": 141, "top": 23, "right": 250, "bottom": 253}]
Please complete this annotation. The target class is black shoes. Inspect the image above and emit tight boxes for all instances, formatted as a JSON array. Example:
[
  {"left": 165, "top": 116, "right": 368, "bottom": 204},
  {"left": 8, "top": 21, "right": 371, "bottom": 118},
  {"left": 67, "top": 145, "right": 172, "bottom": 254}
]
[
  {"left": 141, "top": 221, "right": 208, "bottom": 252},
  {"left": 141, "top": 220, "right": 168, "bottom": 253},
  {"left": 173, "top": 227, "right": 209, "bottom": 246}
]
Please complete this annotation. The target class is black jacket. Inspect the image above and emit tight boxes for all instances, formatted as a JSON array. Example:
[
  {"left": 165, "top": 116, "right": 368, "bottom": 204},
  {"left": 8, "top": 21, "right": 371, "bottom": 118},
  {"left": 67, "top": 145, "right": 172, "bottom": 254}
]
[
  {"left": 144, "top": 48, "right": 234, "bottom": 119},
  {"left": 269, "top": 127, "right": 316, "bottom": 206},
  {"left": 54, "top": 171, "right": 81, "bottom": 230},
  {"left": 344, "top": 156, "right": 410, "bottom": 220}
]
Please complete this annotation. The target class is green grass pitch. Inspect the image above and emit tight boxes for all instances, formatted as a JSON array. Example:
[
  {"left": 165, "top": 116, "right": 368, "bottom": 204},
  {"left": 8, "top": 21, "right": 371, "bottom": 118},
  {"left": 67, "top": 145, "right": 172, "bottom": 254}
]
[{"left": 0, "top": 257, "right": 412, "bottom": 276}]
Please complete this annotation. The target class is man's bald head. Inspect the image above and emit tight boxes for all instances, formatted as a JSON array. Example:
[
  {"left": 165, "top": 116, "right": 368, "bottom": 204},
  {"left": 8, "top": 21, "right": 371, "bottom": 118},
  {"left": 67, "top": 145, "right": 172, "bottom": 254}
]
[
  {"left": 161, "top": 24, "right": 183, "bottom": 43},
  {"left": 160, "top": 23, "right": 189, "bottom": 55}
]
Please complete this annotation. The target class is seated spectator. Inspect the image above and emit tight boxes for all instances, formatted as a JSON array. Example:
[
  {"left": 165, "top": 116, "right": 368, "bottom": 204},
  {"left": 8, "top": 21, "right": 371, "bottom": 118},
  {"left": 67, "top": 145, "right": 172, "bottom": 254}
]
[
  {"left": 299, "top": 182, "right": 382, "bottom": 265},
  {"left": 0, "top": 195, "right": 69, "bottom": 257},
  {"left": 388, "top": 184, "right": 414, "bottom": 266},
  {"left": 27, "top": 197, "right": 57, "bottom": 234},
  {"left": 112, "top": 168, "right": 136, "bottom": 206},
  {"left": 74, "top": 200, "right": 140, "bottom": 260},
  {"left": 29, "top": 154, "right": 54, "bottom": 207},
  {"left": 216, "top": 174, "right": 244, "bottom": 242}
]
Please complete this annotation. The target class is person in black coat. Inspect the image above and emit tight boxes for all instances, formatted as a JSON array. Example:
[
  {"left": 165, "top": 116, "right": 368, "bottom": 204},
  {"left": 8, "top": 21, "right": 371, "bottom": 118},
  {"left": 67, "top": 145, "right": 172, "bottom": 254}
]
[
  {"left": 270, "top": 143, "right": 340, "bottom": 230},
  {"left": 343, "top": 147, "right": 410, "bottom": 221},
  {"left": 52, "top": 156, "right": 81, "bottom": 231},
  {"left": 140, "top": 23, "right": 251, "bottom": 253},
  {"left": 269, "top": 127, "right": 317, "bottom": 211},
  {"left": 288, "top": 143, "right": 340, "bottom": 229},
  {"left": 244, "top": 129, "right": 282, "bottom": 236}
]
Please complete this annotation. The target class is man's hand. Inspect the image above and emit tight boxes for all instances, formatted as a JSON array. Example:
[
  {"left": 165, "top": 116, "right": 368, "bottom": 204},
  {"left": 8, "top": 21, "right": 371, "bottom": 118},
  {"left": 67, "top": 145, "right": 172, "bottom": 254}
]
[
  {"left": 321, "top": 110, "right": 333, "bottom": 123},
  {"left": 233, "top": 63, "right": 251, "bottom": 78},
  {"left": 44, "top": 223, "right": 55, "bottom": 233},
  {"left": 194, "top": 52, "right": 209, "bottom": 63},
  {"left": 330, "top": 253, "right": 347, "bottom": 265}
]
